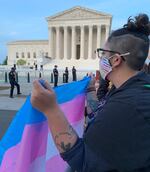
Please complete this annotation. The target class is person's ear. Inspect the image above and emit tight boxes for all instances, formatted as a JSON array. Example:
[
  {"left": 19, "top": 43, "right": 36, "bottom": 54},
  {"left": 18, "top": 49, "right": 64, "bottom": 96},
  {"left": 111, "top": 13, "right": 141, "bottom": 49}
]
[{"left": 110, "top": 54, "right": 122, "bottom": 68}]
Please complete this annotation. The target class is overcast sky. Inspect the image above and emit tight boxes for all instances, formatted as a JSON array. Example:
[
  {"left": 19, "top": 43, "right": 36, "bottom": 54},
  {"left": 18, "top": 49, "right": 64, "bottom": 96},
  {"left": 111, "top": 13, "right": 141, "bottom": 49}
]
[{"left": 0, "top": 0, "right": 150, "bottom": 63}]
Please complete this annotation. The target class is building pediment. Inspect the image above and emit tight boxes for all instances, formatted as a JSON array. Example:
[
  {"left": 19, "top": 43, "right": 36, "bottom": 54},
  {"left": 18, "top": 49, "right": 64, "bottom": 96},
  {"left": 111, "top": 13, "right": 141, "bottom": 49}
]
[{"left": 46, "top": 6, "right": 112, "bottom": 21}]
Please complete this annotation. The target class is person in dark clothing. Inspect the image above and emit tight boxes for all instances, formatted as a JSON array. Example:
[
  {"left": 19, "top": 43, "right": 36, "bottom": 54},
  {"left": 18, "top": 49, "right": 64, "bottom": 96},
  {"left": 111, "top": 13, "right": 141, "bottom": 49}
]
[
  {"left": 40, "top": 65, "right": 43, "bottom": 71},
  {"left": 9, "top": 67, "right": 21, "bottom": 98},
  {"left": 35, "top": 64, "right": 37, "bottom": 70},
  {"left": 72, "top": 66, "right": 77, "bottom": 81},
  {"left": 148, "top": 62, "right": 150, "bottom": 74},
  {"left": 31, "top": 14, "right": 150, "bottom": 171},
  {"left": 65, "top": 67, "right": 69, "bottom": 83},
  {"left": 142, "top": 63, "right": 149, "bottom": 73},
  {"left": 85, "top": 76, "right": 111, "bottom": 127},
  {"left": 97, "top": 78, "right": 110, "bottom": 101},
  {"left": 53, "top": 65, "right": 59, "bottom": 87}
]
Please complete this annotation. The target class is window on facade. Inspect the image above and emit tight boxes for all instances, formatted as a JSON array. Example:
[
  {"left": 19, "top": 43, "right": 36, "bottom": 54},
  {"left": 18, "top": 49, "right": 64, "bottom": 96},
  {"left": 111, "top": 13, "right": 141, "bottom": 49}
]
[
  {"left": 22, "top": 52, "right": 25, "bottom": 58},
  {"left": 16, "top": 52, "right": 19, "bottom": 58},
  {"left": 33, "top": 52, "right": 36, "bottom": 58},
  {"left": 27, "top": 52, "right": 30, "bottom": 58}
]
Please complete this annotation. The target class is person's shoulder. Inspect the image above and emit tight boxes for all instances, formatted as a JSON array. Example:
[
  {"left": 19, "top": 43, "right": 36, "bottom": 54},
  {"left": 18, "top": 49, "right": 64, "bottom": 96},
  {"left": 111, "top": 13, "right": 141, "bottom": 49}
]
[{"left": 106, "top": 87, "right": 138, "bottom": 109}]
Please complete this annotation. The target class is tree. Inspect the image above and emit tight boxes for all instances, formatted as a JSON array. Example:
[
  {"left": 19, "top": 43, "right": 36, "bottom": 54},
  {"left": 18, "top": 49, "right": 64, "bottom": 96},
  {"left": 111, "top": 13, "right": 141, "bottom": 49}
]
[
  {"left": 17, "top": 59, "right": 26, "bottom": 65},
  {"left": 2, "top": 56, "right": 8, "bottom": 65}
]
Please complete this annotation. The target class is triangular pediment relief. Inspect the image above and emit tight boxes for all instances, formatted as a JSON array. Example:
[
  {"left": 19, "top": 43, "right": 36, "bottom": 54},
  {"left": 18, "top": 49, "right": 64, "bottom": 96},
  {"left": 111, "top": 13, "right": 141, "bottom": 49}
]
[{"left": 46, "top": 6, "right": 112, "bottom": 21}]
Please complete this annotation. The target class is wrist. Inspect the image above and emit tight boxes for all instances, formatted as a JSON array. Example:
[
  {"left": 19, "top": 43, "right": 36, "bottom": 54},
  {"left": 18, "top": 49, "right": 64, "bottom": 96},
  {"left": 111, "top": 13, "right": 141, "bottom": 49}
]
[{"left": 45, "top": 104, "right": 60, "bottom": 118}]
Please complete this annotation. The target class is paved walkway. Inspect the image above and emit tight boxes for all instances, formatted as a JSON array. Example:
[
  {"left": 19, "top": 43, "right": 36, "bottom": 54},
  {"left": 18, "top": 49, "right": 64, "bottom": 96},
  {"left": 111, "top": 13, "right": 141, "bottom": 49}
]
[
  {"left": 0, "top": 83, "right": 32, "bottom": 110},
  {"left": 0, "top": 110, "right": 17, "bottom": 139},
  {"left": 0, "top": 83, "right": 33, "bottom": 139}
]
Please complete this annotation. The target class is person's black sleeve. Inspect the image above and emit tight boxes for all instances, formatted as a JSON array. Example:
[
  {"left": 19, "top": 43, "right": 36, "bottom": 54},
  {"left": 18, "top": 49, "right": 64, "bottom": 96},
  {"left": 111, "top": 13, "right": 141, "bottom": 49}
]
[{"left": 61, "top": 138, "right": 113, "bottom": 172}]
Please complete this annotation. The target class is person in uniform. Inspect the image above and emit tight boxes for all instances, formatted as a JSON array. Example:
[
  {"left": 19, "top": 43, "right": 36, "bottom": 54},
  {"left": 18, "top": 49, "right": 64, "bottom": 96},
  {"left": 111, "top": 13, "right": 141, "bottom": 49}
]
[
  {"left": 9, "top": 67, "right": 21, "bottom": 98},
  {"left": 72, "top": 66, "right": 77, "bottom": 81},
  {"left": 53, "top": 65, "right": 59, "bottom": 87},
  {"left": 65, "top": 67, "right": 69, "bottom": 83}
]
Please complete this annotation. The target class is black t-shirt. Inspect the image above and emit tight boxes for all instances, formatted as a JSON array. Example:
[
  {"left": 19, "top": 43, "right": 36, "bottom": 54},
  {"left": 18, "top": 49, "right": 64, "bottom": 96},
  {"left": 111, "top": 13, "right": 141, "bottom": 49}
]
[
  {"left": 72, "top": 68, "right": 76, "bottom": 74},
  {"left": 53, "top": 68, "right": 58, "bottom": 76},
  {"left": 65, "top": 69, "right": 69, "bottom": 75},
  {"left": 9, "top": 71, "right": 16, "bottom": 82}
]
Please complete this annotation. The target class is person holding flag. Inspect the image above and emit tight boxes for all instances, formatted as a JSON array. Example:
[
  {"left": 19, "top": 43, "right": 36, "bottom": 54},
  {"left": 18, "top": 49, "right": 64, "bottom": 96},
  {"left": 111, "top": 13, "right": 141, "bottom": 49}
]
[{"left": 31, "top": 14, "right": 150, "bottom": 171}]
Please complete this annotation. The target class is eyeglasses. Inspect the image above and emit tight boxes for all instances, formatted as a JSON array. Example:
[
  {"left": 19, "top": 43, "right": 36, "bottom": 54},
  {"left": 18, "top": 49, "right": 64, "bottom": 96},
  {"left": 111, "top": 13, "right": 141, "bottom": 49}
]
[
  {"left": 96, "top": 48, "right": 130, "bottom": 61},
  {"left": 97, "top": 48, "right": 121, "bottom": 54}
]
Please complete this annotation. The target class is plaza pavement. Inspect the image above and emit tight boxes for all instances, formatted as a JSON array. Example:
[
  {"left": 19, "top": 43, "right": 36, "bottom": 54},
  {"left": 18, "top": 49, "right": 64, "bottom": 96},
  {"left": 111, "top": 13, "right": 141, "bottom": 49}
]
[
  {"left": 0, "top": 110, "right": 17, "bottom": 139},
  {"left": 0, "top": 82, "right": 32, "bottom": 139}
]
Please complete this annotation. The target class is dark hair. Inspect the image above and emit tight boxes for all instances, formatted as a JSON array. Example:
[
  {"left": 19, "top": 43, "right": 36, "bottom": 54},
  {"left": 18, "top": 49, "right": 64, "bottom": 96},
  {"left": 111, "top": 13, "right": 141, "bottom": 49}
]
[{"left": 108, "top": 14, "right": 150, "bottom": 70}]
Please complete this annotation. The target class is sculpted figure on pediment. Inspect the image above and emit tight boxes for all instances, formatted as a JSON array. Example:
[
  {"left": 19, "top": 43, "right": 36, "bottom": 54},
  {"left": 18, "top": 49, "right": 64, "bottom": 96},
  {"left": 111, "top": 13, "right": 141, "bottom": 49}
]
[{"left": 52, "top": 9, "right": 102, "bottom": 20}]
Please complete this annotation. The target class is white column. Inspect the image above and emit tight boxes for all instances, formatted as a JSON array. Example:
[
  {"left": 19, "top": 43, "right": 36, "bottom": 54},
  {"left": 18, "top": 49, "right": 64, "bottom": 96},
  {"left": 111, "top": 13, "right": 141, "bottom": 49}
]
[
  {"left": 48, "top": 27, "right": 53, "bottom": 58},
  {"left": 88, "top": 25, "right": 93, "bottom": 59},
  {"left": 56, "top": 27, "right": 60, "bottom": 59},
  {"left": 97, "top": 25, "right": 101, "bottom": 48},
  {"left": 64, "top": 26, "right": 68, "bottom": 59},
  {"left": 71, "top": 26, "right": 76, "bottom": 59},
  {"left": 105, "top": 25, "right": 110, "bottom": 41},
  {"left": 80, "top": 25, "right": 84, "bottom": 59}
]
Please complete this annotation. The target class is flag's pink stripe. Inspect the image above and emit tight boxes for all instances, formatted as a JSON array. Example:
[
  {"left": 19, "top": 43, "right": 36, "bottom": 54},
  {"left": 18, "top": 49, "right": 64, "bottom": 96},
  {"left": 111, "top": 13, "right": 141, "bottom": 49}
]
[
  {"left": 29, "top": 155, "right": 46, "bottom": 172},
  {"left": 60, "top": 94, "right": 85, "bottom": 124},
  {"left": 46, "top": 154, "right": 68, "bottom": 172},
  {"left": 0, "top": 121, "right": 48, "bottom": 172}
]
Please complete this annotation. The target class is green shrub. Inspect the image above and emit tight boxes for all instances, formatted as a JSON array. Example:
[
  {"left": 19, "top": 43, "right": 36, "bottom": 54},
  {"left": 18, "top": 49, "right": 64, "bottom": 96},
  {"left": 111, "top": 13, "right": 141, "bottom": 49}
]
[{"left": 17, "top": 59, "right": 26, "bottom": 65}]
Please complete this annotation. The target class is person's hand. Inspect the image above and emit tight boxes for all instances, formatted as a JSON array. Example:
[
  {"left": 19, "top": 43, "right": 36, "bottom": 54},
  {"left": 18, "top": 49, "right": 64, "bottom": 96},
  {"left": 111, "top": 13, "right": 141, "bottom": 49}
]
[{"left": 31, "top": 79, "right": 59, "bottom": 116}]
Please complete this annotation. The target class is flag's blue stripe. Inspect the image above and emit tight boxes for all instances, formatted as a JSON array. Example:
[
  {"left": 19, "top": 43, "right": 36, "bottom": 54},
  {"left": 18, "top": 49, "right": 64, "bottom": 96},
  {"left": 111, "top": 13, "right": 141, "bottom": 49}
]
[
  {"left": 0, "top": 77, "right": 90, "bottom": 165},
  {"left": 55, "top": 77, "right": 90, "bottom": 104}
]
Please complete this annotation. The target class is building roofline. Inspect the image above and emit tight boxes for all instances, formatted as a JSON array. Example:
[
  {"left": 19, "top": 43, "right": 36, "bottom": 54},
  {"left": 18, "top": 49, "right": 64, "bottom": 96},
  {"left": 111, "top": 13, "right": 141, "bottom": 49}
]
[
  {"left": 46, "top": 6, "right": 112, "bottom": 21},
  {"left": 7, "top": 40, "right": 48, "bottom": 45}
]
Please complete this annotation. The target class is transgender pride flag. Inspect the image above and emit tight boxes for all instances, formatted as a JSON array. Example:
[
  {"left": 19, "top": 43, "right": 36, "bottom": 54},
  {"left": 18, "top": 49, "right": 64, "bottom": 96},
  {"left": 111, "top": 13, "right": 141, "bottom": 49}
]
[{"left": 0, "top": 77, "right": 90, "bottom": 172}]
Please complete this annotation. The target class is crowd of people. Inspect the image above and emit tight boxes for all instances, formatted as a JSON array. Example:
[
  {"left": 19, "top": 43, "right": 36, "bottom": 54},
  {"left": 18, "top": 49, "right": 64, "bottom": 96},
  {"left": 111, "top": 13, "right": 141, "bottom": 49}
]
[
  {"left": 53, "top": 65, "right": 77, "bottom": 87},
  {"left": 8, "top": 65, "right": 77, "bottom": 97}
]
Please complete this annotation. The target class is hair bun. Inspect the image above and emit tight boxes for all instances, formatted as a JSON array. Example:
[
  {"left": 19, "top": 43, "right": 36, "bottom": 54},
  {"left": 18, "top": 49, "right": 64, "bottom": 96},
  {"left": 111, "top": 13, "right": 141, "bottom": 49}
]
[{"left": 124, "top": 14, "right": 150, "bottom": 36}]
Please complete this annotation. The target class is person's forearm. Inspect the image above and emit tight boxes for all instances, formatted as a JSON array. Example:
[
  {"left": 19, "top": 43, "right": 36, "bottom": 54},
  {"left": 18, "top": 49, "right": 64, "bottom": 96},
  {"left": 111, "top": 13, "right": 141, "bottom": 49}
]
[{"left": 45, "top": 105, "right": 78, "bottom": 153}]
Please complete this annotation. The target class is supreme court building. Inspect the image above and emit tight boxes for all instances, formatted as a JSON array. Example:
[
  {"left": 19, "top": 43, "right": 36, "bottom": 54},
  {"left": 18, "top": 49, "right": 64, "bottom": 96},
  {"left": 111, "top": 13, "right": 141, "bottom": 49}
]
[{"left": 7, "top": 6, "right": 112, "bottom": 70}]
